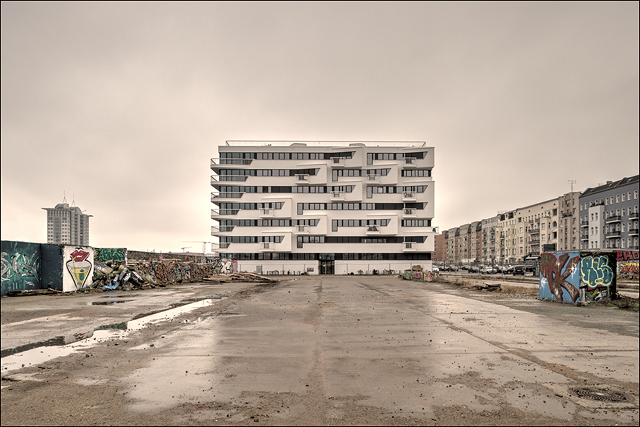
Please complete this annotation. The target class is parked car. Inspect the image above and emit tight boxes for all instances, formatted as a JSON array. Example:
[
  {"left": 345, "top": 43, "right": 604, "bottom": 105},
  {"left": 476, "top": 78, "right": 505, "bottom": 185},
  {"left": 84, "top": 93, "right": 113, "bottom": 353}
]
[
  {"left": 513, "top": 265, "right": 525, "bottom": 275},
  {"left": 432, "top": 267, "right": 439, "bottom": 273},
  {"left": 504, "top": 265, "right": 515, "bottom": 274},
  {"left": 481, "top": 266, "right": 497, "bottom": 274}
]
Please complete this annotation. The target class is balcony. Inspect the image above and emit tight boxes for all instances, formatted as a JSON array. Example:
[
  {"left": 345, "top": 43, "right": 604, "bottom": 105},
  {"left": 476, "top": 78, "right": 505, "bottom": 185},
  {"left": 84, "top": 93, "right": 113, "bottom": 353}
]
[
  {"left": 402, "top": 157, "right": 417, "bottom": 168},
  {"left": 402, "top": 191, "right": 416, "bottom": 202},
  {"left": 211, "top": 192, "right": 243, "bottom": 201},
  {"left": 330, "top": 157, "right": 346, "bottom": 167},
  {"left": 580, "top": 221, "right": 588, "bottom": 228},
  {"left": 606, "top": 215, "right": 621, "bottom": 223},
  {"left": 628, "top": 228, "right": 638, "bottom": 235},
  {"left": 210, "top": 158, "right": 253, "bottom": 169},
  {"left": 629, "top": 212, "right": 639, "bottom": 220},
  {"left": 259, "top": 242, "right": 274, "bottom": 251},
  {"left": 211, "top": 209, "right": 239, "bottom": 218},
  {"left": 528, "top": 227, "right": 540, "bottom": 234},
  {"left": 260, "top": 208, "right": 276, "bottom": 218},
  {"left": 330, "top": 191, "right": 345, "bottom": 201},
  {"left": 218, "top": 176, "right": 249, "bottom": 182},
  {"left": 366, "top": 174, "right": 381, "bottom": 185},
  {"left": 580, "top": 234, "right": 588, "bottom": 241},
  {"left": 605, "top": 230, "right": 621, "bottom": 238},
  {"left": 402, "top": 208, "right": 417, "bottom": 217},
  {"left": 366, "top": 225, "right": 380, "bottom": 234},
  {"left": 403, "top": 242, "right": 416, "bottom": 251},
  {"left": 295, "top": 174, "right": 310, "bottom": 184}
]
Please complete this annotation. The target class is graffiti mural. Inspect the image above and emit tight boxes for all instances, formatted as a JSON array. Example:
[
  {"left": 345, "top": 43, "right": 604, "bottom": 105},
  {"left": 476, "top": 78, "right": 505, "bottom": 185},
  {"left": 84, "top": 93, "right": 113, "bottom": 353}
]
[
  {"left": 616, "top": 251, "right": 639, "bottom": 280},
  {"left": 94, "top": 248, "right": 126, "bottom": 264},
  {"left": 1, "top": 241, "right": 41, "bottom": 296},
  {"left": 64, "top": 247, "right": 93, "bottom": 291},
  {"left": 580, "top": 252, "right": 617, "bottom": 302},
  {"left": 539, "top": 252, "right": 580, "bottom": 302},
  {"left": 402, "top": 270, "right": 435, "bottom": 282}
]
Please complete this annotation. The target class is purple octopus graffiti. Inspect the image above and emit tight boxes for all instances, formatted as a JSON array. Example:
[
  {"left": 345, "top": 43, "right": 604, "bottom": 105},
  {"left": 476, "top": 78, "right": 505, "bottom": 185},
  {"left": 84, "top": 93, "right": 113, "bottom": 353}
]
[{"left": 539, "top": 252, "right": 580, "bottom": 302}]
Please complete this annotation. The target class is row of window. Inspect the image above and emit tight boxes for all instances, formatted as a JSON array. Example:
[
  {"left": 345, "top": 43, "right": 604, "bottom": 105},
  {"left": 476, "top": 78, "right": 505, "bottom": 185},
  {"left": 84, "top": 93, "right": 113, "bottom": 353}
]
[
  {"left": 367, "top": 152, "right": 427, "bottom": 162},
  {"left": 220, "top": 151, "right": 355, "bottom": 160},
  {"left": 220, "top": 236, "right": 284, "bottom": 243},
  {"left": 581, "top": 190, "right": 639, "bottom": 211},
  {"left": 219, "top": 253, "right": 433, "bottom": 260},
  {"left": 219, "top": 219, "right": 320, "bottom": 227},
  {"left": 218, "top": 202, "right": 284, "bottom": 210},
  {"left": 218, "top": 168, "right": 320, "bottom": 176},
  {"left": 400, "top": 169, "right": 432, "bottom": 177},
  {"left": 297, "top": 202, "right": 427, "bottom": 213},
  {"left": 297, "top": 236, "right": 427, "bottom": 245},
  {"left": 332, "top": 219, "right": 390, "bottom": 229}
]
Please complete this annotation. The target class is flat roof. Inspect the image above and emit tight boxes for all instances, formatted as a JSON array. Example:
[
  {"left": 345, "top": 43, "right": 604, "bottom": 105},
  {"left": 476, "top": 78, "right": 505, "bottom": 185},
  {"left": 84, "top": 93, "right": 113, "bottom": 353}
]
[{"left": 225, "top": 140, "right": 428, "bottom": 147}]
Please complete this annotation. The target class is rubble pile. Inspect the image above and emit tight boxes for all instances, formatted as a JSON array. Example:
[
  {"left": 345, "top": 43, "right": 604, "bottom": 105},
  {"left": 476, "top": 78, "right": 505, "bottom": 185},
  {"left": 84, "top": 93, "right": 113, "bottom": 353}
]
[
  {"left": 225, "top": 272, "right": 277, "bottom": 283},
  {"left": 91, "top": 260, "right": 229, "bottom": 291}
]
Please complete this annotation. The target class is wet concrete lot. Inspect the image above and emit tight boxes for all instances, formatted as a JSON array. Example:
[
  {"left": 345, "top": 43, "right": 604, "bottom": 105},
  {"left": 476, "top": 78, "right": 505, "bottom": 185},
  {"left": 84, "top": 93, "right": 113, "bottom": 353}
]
[{"left": 1, "top": 276, "right": 639, "bottom": 425}]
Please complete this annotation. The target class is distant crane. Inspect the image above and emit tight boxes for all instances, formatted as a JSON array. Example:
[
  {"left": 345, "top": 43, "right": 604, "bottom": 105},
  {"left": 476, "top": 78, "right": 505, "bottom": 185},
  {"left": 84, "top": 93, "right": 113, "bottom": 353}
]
[
  {"left": 183, "top": 241, "right": 218, "bottom": 254},
  {"left": 180, "top": 246, "right": 191, "bottom": 253}
]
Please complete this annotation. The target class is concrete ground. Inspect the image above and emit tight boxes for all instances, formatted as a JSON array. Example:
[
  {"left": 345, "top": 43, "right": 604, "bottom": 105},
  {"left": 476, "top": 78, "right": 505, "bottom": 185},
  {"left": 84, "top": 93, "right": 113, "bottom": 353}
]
[{"left": 1, "top": 276, "right": 638, "bottom": 425}]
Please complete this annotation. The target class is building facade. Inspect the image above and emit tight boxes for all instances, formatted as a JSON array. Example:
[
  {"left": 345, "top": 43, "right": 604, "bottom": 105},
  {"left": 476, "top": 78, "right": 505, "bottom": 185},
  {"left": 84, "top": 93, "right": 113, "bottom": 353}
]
[
  {"left": 42, "top": 202, "right": 92, "bottom": 245},
  {"left": 481, "top": 216, "right": 497, "bottom": 264},
  {"left": 579, "top": 175, "right": 639, "bottom": 250},
  {"left": 210, "top": 141, "right": 435, "bottom": 274}
]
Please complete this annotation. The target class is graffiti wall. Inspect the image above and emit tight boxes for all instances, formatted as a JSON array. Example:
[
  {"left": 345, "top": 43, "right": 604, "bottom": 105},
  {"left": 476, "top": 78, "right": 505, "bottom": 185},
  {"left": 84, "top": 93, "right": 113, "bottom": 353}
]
[
  {"left": 580, "top": 252, "right": 617, "bottom": 302},
  {"left": 1, "top": 241, "right": 41, "bottom": 296},
  {"left": 62, "top": 246, "right": 94, "bottom": 292},
  {"left": 402, "top": 270, "right": 435, "bottom": 282},
  {"left": 539, "top": 252, "right": 581, "bottom": 303},
  {"left": 616, "top": 250, "right": 639, "bottom": 280},
  {"left": 539, "top": 251, "right": 620, "bottom": 303},
  {"left": 94, "top": 248, "right": 127, "bottom": 265}
]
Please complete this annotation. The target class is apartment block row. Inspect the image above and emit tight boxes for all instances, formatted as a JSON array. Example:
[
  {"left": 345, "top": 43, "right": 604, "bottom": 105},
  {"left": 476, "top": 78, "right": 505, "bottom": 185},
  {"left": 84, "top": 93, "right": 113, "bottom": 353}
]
[
  {"left": 211, "top": 141, "right": 435, "bottom": 275},
  {"left": 434, "top": 174, "right": 639, "bottom": 266}
]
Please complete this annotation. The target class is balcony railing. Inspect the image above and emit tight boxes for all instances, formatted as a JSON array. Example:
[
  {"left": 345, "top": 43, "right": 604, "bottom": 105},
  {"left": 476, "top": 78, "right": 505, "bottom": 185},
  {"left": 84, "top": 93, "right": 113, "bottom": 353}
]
[
  {"left": 606, "top": 215, "right": 621, "bottom": 223},
  {"left": 629, "top": 212, "right": 639, "bottom": 220},
  {"left": 295, "top": 174, "right": 310, "bottom": 183},
  {"left": 219, "top": 176, "right": 249, "bottom": 182},
  {"left": 211, "top": 209, "right": 240, "bottom": 217},
  {"left": 628, "top": 228, "right": 638, "bottom": 235},
  {"left": 211, "top": 158, "right": 253, "bottom": 166},
  {"left": 212, "top": 192, "right": 244, "bottom": 199},
  {"left": 605, "top": 230, "right": 621, "bottom": 238}
]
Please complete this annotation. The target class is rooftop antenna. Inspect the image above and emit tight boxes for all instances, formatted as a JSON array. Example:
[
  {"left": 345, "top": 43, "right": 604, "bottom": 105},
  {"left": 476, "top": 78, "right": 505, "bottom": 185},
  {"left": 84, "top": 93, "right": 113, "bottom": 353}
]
[
  {"left": 71, "top": 194, "right": 76, "bottom": 207},
  {"left": 567, "top": 180, "right": 576, "bottom": 193},
  {"left": 63, "top": 191, "right": 67, "bottom": 204}
]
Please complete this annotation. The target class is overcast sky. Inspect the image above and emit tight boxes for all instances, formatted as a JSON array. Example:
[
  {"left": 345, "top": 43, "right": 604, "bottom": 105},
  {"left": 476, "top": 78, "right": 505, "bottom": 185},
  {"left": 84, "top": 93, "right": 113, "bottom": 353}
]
[{"left": 2, "top": 2, "right": 638, "bottom": 253}]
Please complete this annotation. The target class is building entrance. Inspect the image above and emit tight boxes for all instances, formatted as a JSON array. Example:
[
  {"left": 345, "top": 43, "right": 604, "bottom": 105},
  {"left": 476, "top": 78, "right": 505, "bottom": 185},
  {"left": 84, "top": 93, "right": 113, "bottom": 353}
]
[{"left": 319, "top": 254, "right": 335, "bottom": 275}]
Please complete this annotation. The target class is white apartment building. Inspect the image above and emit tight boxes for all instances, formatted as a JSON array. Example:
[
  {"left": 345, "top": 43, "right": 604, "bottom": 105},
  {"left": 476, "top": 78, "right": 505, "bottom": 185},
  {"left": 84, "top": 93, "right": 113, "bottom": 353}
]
[
  {"left": 42, "top": 201, "right": 92, "bottom": 245},
  {"left": 210, "top": 141, "right": 435, "bottom": 275}
]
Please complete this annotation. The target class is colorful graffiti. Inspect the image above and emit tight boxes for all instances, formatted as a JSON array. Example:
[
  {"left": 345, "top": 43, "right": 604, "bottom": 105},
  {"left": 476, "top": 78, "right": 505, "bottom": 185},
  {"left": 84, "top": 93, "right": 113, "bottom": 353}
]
[
  {"left": 539, "top": 252, "right": 580, "bottom": 302},
  {"left": 616, "top": 251, "right": 639, "bottom": 280},
  {"left": 1, "top": 241, "right": 41, "bottom": 296},
  {"left": 66, "top": 248, "right": 93, "bottom": 290},
  {"left": 580, "top": 252, "right": 617, "bottom": 302},
  {"left": 402, "top": 270, "right": 435, "bottom": 282},
  {"left": 94, "top": 248, "right": 126, "bottom": 263}
]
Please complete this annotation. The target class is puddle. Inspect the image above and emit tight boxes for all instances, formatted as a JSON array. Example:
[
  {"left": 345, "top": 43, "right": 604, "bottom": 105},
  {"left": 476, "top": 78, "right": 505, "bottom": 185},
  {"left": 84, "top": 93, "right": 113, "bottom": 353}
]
[
  {"left": 91, "top": 300, "right": 133, "bottom": 305},
  {"left": 1, "top": 330, "right": 126, "bottom": 375},
  {"left": 2, "top": 297, "right": 226, "bottom": 375},
  {"left": 127, "top": 298, "right": 220, "bottom": 330}
]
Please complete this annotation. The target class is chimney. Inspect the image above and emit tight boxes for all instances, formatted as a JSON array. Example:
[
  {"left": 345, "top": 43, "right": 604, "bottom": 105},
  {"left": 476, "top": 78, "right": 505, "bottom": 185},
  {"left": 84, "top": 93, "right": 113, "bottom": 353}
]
[{"left": 606, "top": 181, "right": 612, "bottom": 184}]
